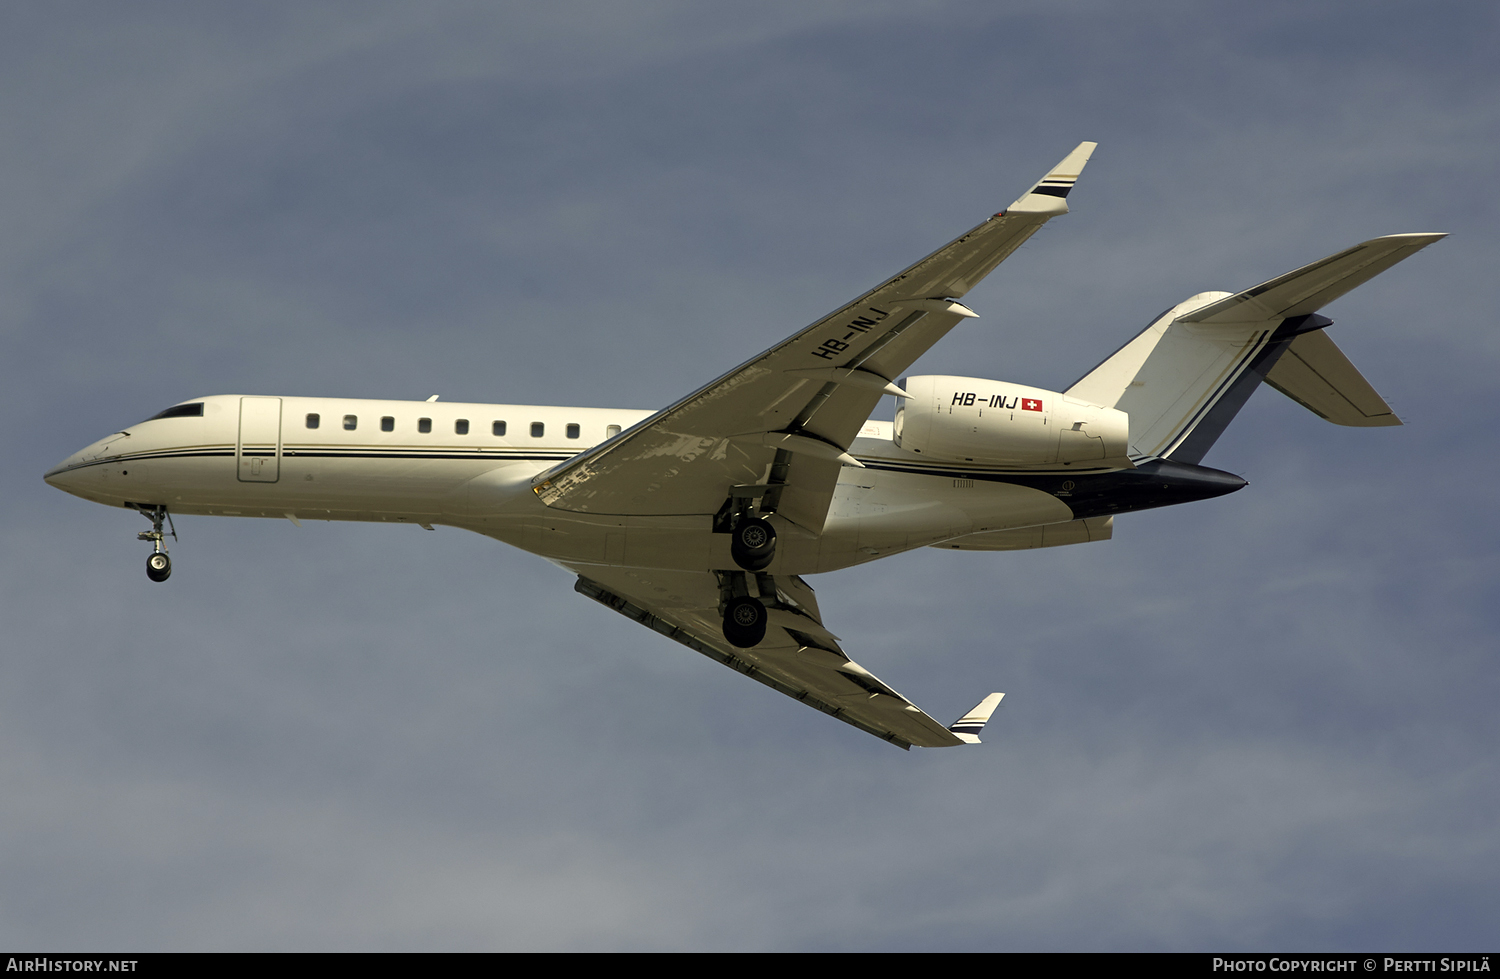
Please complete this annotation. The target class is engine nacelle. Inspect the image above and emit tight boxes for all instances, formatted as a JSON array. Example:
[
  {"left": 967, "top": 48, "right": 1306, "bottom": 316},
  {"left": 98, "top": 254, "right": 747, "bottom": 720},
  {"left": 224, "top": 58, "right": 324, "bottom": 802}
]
[{"left": 894, "top": 375, "right": 1129, "bottom": 466}]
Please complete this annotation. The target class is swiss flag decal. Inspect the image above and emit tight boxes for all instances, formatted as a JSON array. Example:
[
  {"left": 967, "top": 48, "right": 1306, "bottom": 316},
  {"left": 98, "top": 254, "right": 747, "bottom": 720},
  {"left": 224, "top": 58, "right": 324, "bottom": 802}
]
[{"left": 1021, "top": 398, "right": 1043, "bottom": 412}]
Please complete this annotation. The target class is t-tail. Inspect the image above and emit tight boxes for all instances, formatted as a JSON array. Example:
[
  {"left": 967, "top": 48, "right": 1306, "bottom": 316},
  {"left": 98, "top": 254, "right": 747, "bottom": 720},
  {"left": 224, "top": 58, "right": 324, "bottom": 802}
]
[{"left": 1066, "top": 234, "right": 1446, "bottom": 464}]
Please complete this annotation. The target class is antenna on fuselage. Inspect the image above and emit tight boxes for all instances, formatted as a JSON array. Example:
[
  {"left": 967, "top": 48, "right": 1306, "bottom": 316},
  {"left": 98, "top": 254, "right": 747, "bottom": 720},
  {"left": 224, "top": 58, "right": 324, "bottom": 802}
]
[{"left": 425, "top": 395, "right": 440, "bottom": 402}]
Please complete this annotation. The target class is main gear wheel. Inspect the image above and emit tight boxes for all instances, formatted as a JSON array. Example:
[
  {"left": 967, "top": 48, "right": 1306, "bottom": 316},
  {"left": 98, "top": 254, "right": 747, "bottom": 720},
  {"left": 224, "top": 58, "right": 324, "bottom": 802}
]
[
  {"left": 722, "top": 595, "right": 767, "bottom": 648},
  {"left": 730, "top": 517, "right": 776, "bottom": 572}
]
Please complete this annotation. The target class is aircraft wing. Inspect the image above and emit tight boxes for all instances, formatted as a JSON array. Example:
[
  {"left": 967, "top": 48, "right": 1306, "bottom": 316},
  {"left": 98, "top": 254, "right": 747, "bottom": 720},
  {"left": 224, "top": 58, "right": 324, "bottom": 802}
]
[
  {"left": 570, "top": 565, "right": 1003, "bottom": 749},
  {"left": 534, "top": 142, "right": 1097, "bottom": 533}
]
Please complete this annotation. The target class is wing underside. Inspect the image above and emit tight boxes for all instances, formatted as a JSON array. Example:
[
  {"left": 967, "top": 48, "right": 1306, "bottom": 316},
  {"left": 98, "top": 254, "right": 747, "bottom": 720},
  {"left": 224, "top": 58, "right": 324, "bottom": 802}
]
[{"left": 569, "top": 564, "right": 992, "bottom": 749}]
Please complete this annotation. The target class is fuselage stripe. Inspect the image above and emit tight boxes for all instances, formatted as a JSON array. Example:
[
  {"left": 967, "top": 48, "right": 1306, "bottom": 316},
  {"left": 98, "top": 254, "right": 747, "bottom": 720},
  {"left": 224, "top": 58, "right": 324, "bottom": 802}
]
[{"left": 47, "top": 447, "right": 576, "bottom": 475}]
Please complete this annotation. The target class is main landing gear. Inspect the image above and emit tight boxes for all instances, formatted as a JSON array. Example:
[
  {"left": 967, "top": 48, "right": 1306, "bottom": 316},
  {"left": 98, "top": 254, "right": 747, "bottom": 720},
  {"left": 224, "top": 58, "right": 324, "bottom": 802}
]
[
  {"left": 718, "top": 484, "right": 779, "bottom": 573},
  {"left": 718, "top": 567, "right": 778, "bottom": 649},
  {"left": 132, "top": 504, "right": 176, "bottom": 583},
  {"left": 722, "top": 593, "right": 768, "bottom": 648},
  {"left": 730, "top": 517, "right": 777, "bottom": 572},
  {"left": 713, "top": 485, "right": 780, "bottom": 647}
]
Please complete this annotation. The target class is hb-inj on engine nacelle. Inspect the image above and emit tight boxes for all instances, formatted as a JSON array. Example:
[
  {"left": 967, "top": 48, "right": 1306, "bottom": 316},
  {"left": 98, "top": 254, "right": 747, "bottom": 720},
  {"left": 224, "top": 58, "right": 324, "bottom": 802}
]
[{"left": 894, "top": 375, "right": 1129, "bottom": 467}]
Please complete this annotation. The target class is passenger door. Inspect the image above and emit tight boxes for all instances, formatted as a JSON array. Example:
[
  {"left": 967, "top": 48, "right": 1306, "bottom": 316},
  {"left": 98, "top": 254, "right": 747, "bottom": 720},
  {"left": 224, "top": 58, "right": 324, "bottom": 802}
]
[{"left": 237, "top": 397, "right": 282, "bottom": 482}]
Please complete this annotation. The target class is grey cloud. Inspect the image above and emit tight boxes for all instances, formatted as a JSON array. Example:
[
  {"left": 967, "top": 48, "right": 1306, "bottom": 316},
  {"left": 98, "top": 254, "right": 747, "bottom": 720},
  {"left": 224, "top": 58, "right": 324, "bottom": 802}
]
[{"left": 4, "top": 0, "right": 1497, "bottom": 951}]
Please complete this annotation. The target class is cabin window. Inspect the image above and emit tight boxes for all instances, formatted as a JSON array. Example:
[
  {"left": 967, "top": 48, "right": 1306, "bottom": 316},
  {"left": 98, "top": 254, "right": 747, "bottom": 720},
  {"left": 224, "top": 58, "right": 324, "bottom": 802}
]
[
  {"left": 566, "top": 423, "right": 580, "bottom": 440},
  {"left": 492, "top": 420, "right": 507, "bottom": 436},
  {"left": 530, "top": 422, "right": 545, "bottom": 438},
  {"left": 418, "top": 418, "right": 432, "bottom": 434},
  {"left": 606, "top": 424, "right": 621, "bottom": 438},
  {"left": 343, "top": 415, "right": 357, "bottom": 431},
  {"left": 306, "top": 413, "right": 320, "bottom": 429},
  {"left": 455, "top": 419, "right": 469, "bottom": 435},
  {"left": 381, "top": 416, "right": 394, "bottom": 432}
]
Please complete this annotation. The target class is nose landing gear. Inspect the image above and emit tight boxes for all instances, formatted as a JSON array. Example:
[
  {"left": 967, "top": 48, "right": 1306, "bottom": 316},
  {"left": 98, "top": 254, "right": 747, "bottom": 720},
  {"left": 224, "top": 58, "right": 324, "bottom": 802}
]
[{"left": 131, "top": 504, "right": 176, "bottom": 583}]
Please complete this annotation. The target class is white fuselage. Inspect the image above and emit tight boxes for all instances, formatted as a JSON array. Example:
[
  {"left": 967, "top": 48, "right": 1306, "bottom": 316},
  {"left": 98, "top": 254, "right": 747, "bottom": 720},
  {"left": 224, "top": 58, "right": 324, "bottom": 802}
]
[{"left": 45, "top": 394, "right": 1076, "bottom": 575}]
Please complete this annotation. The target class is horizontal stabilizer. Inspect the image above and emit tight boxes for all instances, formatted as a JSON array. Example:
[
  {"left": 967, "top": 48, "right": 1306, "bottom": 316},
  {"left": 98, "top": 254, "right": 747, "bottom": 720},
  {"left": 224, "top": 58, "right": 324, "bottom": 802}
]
[
  {"left": 1179, "top": 234, "right": 1445, "bottom": 325},
  {"left": 1264, "top": 329, "right": 1401, "bottom": 427},
  {"left": 949, "top": 693, "right": 1005, "bottom": 744}
]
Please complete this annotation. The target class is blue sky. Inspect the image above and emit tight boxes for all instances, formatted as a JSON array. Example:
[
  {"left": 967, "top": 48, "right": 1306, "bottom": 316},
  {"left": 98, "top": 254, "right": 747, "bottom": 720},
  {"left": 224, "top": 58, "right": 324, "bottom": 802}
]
[{"left": 3, "top": 1, "right": 1497, "bottom": 950}]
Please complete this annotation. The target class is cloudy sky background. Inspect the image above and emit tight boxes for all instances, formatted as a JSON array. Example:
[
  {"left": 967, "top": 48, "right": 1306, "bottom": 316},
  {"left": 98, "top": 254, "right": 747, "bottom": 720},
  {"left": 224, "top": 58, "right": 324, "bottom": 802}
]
[{"left": 3, "top": 1, "right": 1496, "bottom": 951}]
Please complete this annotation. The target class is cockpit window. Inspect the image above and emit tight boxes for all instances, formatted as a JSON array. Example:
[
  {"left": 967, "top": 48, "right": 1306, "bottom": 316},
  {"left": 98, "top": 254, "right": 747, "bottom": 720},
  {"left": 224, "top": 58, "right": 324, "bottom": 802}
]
[{"left": 146, "top": 403, "right": 205, "bottom": 421}]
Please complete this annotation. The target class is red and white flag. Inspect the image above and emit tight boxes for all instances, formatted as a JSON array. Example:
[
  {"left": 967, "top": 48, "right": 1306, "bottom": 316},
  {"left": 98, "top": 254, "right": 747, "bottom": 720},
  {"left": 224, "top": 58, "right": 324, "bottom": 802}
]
[{"left": 1021, "top": 398, "right": 1043, "bottom": 412}]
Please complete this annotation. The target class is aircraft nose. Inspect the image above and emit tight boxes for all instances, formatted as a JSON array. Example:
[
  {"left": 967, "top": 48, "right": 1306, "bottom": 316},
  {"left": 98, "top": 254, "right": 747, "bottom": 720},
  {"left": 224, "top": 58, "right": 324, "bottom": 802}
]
[
  {"left": 44, "top": 434, "right": 121, "bottom": 498},
  {"left": 44, "top": 450, "right": 90, "bottom": 494}
]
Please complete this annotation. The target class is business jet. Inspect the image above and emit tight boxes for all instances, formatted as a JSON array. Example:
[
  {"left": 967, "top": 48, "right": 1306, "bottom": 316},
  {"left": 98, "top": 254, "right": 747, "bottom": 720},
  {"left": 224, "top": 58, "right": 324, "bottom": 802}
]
[{"left": 44, "top": 143, "right": 1442, "bottom": 749}]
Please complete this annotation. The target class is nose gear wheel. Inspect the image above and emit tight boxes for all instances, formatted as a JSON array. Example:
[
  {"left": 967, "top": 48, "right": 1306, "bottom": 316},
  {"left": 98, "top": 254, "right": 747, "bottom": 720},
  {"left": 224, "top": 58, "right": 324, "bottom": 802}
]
[
  {"left": 131, "top": 504, "right": 176, "bottom": 583},
  {"left": 146, "top": 551, "right": 172, "bottom": 582}
]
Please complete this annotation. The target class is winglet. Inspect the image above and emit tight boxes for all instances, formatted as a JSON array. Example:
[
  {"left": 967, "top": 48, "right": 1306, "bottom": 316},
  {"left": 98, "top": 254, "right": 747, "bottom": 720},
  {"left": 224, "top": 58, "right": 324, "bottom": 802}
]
[
  {"left": 948, "top": 692, "right": 1005, "bottom": 744},
  {"left": 1008, "top": 142, "right": 1097, "bottom": 214}
]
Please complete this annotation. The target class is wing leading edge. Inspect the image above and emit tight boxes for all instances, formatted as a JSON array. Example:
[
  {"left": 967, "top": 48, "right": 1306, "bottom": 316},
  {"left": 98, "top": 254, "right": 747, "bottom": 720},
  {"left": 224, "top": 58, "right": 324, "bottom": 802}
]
[
  {"left": 533, "top": 143, "right": 1098, "bottom": 533},
  {"left": 571, "top": 566, "right": 1003, "bottom": 749}
]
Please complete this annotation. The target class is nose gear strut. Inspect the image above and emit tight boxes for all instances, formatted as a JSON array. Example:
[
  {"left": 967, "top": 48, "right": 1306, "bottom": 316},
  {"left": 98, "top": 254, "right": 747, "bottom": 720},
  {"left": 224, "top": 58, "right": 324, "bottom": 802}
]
[{"left": 130, "top": 504, "right": 176, "bottom": 582}]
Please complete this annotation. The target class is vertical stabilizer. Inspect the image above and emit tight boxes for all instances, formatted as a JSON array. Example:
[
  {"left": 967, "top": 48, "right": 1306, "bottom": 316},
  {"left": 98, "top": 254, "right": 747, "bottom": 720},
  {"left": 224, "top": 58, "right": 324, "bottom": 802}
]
[{"left": 1065, "top": 235, "right": 1441, "bottom": 462}]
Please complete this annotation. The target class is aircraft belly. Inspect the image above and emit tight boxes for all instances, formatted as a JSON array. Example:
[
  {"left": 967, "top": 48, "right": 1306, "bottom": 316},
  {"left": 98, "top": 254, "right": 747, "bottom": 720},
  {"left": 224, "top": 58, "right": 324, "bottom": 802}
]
[
  {"left": 815, "top": 467, "right": 1074, "bottom": 571},
  {"left": 467, "top": 507, "right": 719, "bottom": 570},
  {"left": 475, "top": 465, "right": 1075, "bottom": 575},
  {"left": 464, "top": 491, "right": 830, "bottom": 575}
]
